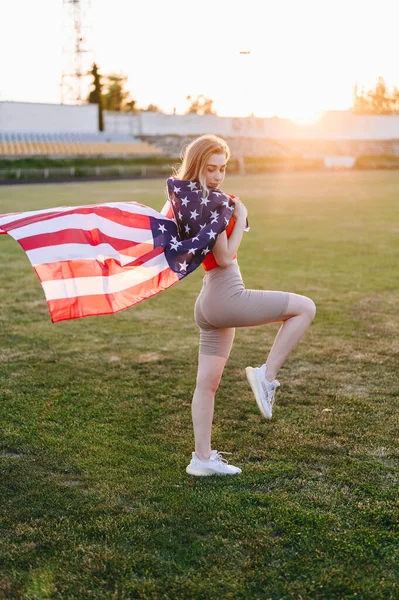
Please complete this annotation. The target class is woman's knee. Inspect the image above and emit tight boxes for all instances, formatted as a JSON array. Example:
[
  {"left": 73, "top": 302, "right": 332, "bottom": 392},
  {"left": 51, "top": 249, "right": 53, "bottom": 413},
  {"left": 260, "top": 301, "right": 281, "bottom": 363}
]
[
  {"left": 304, "top": 297, "right": 316, "bottom": 321},
  {"left": 196, "top": 376, "right": 220, "bottom": 395},
  {"left": 196, "top": 354, "right": 227, "bottom": 394},
  {"left": 196, "top": 370, "right": 222, "bottom": 395},
  {"left": 285, "top": 293, "right": 316, "bottom": 320}
]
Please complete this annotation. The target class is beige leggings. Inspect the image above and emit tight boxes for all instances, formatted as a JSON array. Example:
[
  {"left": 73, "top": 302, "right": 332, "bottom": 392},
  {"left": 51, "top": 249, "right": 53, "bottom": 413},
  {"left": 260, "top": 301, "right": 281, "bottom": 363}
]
[{"left": 194, "top": 263, "right": 290, "bottom": 358}]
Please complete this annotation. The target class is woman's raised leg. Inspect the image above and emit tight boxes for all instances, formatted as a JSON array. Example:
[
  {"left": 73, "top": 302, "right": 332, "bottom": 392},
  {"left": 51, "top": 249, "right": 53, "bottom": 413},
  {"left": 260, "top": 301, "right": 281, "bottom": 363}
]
[{"left": 265, "top": 293, "right": 316, "bottom": 381}]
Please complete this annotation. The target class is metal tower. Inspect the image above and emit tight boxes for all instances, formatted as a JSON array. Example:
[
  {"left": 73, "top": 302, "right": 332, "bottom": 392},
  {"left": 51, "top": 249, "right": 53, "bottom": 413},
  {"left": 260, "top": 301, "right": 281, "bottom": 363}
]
[{"left": 60, "top": 0, "right": 92, "bottom": 104}]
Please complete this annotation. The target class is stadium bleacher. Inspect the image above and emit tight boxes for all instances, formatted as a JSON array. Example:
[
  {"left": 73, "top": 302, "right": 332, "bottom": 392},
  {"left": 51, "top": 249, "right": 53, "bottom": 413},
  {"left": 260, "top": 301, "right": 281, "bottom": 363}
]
[
  {"left": 139, "top": 135, "right": 292, "bottom": 158},
  {"left": 138, "top": 135, "right": 399, "bottom": 159},
  {"left": 0, "top": 132, "right": 163, "bottom": 157},
  {"left": 2, "top": 102, "right": 399, "bottom": 165},
  {"left": 1, "top": 131, "right": 399, "bottom": 164}
]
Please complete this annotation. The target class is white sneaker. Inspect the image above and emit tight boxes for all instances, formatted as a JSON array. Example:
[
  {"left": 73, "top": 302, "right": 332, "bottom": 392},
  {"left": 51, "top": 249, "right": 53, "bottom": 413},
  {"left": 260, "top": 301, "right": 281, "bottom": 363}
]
[
  {"left": 245, "top": 363, "right": 280, "bottom": 419},
  {"left": 186, "top": 450, "right": 242, "bottom": 476}
]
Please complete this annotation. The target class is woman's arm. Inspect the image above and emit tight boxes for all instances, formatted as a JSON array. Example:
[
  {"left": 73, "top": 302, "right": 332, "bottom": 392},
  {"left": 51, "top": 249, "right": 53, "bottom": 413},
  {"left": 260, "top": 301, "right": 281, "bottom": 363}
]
[
  {"left": 213, "top": 197, "right": 248, "bottom": 267},
  {"left": 213, "top": 196, "right": 248, "bottom": 267},
  {"left": 212, "top": 215, "right": 247, "bottom": 267}
]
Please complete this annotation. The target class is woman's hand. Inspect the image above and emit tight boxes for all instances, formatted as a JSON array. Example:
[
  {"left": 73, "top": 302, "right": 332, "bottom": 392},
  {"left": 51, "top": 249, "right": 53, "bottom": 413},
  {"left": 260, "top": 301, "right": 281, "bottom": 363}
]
[{"left": 230, "top": 196, "right": 248, "bottom": 222}]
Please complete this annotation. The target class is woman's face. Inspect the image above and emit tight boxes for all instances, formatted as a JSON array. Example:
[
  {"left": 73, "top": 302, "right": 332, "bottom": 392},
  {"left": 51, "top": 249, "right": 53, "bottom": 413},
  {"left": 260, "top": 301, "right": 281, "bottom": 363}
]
[{"left": 203, "top": 152, "right": 227, "bottom": 189}]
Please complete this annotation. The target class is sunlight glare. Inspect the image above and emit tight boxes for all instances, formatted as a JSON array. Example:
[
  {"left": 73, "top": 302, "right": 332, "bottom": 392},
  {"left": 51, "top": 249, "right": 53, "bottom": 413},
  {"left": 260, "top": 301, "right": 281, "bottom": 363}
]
[{"left": 291, "top": 110, "right": 323, "bottom": 125}]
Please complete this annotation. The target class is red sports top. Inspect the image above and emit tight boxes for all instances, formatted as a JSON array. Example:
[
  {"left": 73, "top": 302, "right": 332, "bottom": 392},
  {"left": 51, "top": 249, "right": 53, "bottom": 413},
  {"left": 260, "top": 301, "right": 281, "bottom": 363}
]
[{"left": 202, "top": 215, "right": 237, "bottom": 271}]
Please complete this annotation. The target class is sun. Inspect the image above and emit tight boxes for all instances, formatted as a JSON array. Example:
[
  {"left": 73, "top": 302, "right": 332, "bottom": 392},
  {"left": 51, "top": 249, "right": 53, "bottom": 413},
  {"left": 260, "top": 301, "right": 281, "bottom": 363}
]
[{"left": 291, "top": 110, "right": 323, "bottom": 125}]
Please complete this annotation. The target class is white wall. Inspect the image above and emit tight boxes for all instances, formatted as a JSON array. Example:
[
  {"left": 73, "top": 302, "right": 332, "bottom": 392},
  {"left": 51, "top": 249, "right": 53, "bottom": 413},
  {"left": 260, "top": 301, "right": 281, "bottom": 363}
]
[
  {"left": 137, "top": 113, "right": 239, "bottom": 136},
  {"left": 103, "top": 110, "right": 138, "bottom": 136},
  {"left": 103, "top": 111, "right": 280, "bottom": 138},
  {"left": 0, "top": 101, "right": 98, "bottom": 133},
  {"left": 105, "top": 110, "right": 399, "bottom": 140},
  {"left": 293, "top": 111, "right": 399, "bottom": 140},
  {"left": 2, "top": 101, "right": 399, "bottom": 140}
]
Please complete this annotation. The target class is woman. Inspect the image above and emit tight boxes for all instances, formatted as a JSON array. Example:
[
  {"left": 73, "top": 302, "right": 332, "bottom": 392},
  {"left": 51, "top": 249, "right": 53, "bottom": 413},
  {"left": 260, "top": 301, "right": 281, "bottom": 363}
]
[
  {"left": 0, "top": 134, "right": 315, "bottom": 478},
  {"left": 173, "top": 134, "right": 317, "bottom": 477}
]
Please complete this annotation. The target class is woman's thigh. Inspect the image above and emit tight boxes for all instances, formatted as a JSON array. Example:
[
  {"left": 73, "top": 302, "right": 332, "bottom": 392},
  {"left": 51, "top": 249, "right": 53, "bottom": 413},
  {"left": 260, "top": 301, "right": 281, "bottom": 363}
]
[
  {"left": 203, "top": 288, "right": 290, "bottom": 328},
  {"left": 195, "top": 284, "right": 235, "bottom": 359},
  {"left": 198, "top": 326, "right": 236, "bottom": 359}
]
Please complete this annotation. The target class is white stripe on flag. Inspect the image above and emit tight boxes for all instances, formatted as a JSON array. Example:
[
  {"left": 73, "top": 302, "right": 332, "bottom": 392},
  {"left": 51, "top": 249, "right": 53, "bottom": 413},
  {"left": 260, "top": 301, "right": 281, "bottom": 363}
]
[
  {"left": 0, "top": 201, "right": 171, "bottom": 230},
  {"left": 9, "top": 213, "right": 155, "bottom": 243},
  {"left": 0, "top": 205, "right": 76, "bottom": 229},
  {"left": 41, "top": 253, "right": 170, "bottom": 300},
  {"left": 27, "top": 242, "right": 145, "bottom": 267},
  {"left": 106, "top": 202, "right": 171, "bottom": 220}
]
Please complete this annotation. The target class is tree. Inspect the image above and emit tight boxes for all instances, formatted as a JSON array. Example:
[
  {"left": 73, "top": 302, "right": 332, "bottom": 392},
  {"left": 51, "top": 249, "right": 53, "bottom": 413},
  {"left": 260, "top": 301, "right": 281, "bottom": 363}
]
[
  {"left": 186, "top": 94, "right": 216, "bottom": 115},
  {"left": 368, "top": 77, "right": 396, "bottom": 114},
  {"left": 393, "top": 87, "right": 399, "bottom": 112},
  {"left": 87, "top": 66, "right": 137, "bottom": 116},
  {"left": 141, "top": 104, "right": 163, "bottom": 112},
  {"left": 103, "top": 74, "right": 133, "bottom": 112},
  {"left": 353, "top": 83, "right": 369, "bottom": 115},
  {"left": 87, "top": 62, "right": 104, "bottom": 131},
  {"left": 353, "top": 77, "right": 397, "bottom": 115},
  {"left": 125, "top": 100, "right": 137, "bottom": 112}
]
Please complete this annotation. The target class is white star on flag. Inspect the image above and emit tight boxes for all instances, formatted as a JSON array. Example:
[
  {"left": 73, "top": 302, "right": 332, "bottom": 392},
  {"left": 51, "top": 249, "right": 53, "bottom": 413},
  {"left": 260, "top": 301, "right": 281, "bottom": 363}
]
[
  {"left": 184, "top": 224, "right": 190, "bottom": 234},
  {"left": 214, "top": 192, "right": 222, "bottom": 197},
  {"left": 210, "top": 210, "right": 219, "bottom": 222},
  {"left": 158, "top": 224, "right": 167, "bottom": 233},
  {"left": 199, "top": 223, "right": 206, "bottom": 230},
  {"left": 179, "top": 260, "right": 188, "bottom": 271},
  {"left": 200, "top": 196, "right": 210, "bottom": 206},
  {"left": 192, "top": 235, "right": 200, "bottom": 242},
  {"left": 178, "top": 211, "right": 183, "bottom": 219},
  {"left": 188, "top": 182, "right": 197, "bottom": 191},
  {"left": 170, "top": 237, "right": 183, "bottom": 250},
  {"left": 202, "top": 246, "right": 210, "bottom": 255},
  {"left": 188, "top": 247, "right": 197, "bottom": 254},
  {"left": 207, "top": 230, "right": 217, "bottom": 240},
  {"left": 222, "top": 199, "right": 230, "bottom": 208},
  {"left": 190, "top": 209, "right": 199, "bottom": 220},
  {"left": 173, "top": 186, "right": 181, "bottom": 193},
  {"left": 181, "top": 197, "right": 189, "bottom": 206}
]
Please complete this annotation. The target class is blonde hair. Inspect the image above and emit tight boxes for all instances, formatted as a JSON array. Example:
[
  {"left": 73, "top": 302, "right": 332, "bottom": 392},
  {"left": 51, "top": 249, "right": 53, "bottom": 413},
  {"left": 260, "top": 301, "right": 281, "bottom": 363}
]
[{"left": 173, "top": 134, "right": 230, "bottom": 195}]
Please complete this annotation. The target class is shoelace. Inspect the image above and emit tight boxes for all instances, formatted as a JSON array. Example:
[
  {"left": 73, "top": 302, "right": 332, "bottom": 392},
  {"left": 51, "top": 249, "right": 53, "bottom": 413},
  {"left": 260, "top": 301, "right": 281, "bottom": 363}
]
[
  {"left": 215, "top": 451, "right": 232, "bottom": 465},
  {"left": 261, "top": 380, "right": 279, "bottom": 406}
]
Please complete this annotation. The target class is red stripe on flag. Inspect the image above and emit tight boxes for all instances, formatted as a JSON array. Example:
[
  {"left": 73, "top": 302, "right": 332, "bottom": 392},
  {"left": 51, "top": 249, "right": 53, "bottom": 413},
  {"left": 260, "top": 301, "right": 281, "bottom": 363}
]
[
  {"left": 35, "top": 245, "right": 164, "bottom": 282},
  {"left": 34, "top": 243, "right": 156, "bottom": 282},
  {"left": 1, "top": 206, "right": 154, "bottom": 234},
  {"left": 0, "top": 211, "right": 20, "bottom": 233},
  {"left": 46, "top": 265, "right": 180, "bottom": 322},
  {"left": 19, "top": 227, "right": 153, "bottom": 253}
]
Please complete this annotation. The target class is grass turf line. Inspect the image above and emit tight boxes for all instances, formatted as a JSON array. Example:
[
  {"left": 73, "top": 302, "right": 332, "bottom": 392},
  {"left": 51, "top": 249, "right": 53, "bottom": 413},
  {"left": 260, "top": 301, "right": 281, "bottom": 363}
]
[{"left": 0, "top": 172, "right": 398, "bottom": 599}]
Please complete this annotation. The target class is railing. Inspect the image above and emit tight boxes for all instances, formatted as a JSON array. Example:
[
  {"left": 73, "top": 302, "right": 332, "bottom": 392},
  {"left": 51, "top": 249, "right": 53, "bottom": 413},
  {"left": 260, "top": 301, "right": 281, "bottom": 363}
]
[
  {"left": 0, "top": 163, "right": 172, "bottom": 182},
  {"left": 2, "top": 155, "right": 396, "bottom": 183}
]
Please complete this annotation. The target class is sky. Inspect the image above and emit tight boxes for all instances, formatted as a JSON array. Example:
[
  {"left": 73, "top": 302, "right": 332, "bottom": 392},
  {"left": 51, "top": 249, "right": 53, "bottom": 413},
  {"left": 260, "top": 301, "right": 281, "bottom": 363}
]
[{"left": 0, "top": 0, "right": 398, "bottom": 122}]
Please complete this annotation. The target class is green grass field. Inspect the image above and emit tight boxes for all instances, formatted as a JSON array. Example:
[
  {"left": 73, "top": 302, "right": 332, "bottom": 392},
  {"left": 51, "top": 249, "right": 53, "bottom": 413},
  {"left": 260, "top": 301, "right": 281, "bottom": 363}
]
[{"left": 0, "top": 172, "right": 398, "bottom": 599}]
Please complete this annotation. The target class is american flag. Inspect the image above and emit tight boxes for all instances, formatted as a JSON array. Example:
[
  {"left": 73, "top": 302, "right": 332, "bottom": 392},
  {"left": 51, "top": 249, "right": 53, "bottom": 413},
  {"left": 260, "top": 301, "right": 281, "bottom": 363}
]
[{"left": 0, "top": 178, "right": 235, "bottom": 323}]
